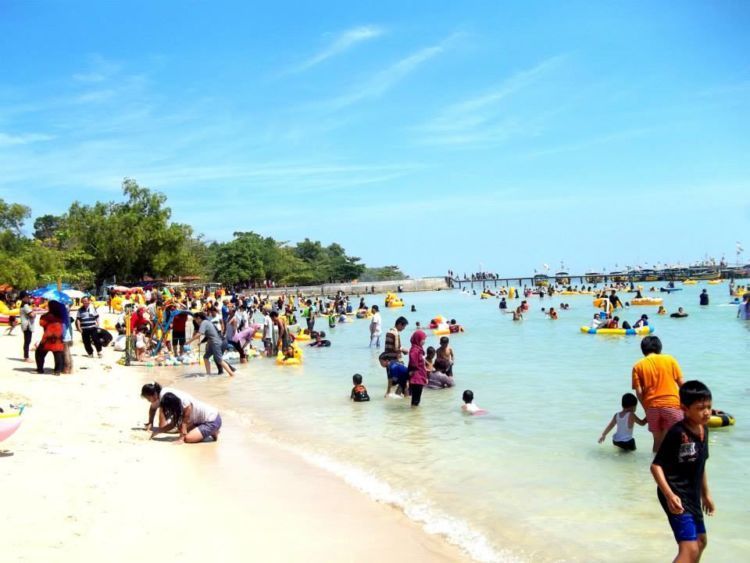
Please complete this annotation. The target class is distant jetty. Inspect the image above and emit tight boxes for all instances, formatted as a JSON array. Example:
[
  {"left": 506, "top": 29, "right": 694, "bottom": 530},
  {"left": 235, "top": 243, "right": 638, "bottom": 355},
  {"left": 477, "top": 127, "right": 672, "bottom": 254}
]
[{"left": 241, "top": 277, "right": 450, "bottom": 297}]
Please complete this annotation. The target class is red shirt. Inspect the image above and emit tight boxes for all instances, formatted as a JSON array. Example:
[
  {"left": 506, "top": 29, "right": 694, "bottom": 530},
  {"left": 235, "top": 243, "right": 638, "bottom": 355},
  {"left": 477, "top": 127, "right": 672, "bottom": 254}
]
[
  {"left": 172, "top": 312, "right": 188, "bottom": 332},
  {"left": 39, "top": 313, "right": 64, "bottom": 352}
]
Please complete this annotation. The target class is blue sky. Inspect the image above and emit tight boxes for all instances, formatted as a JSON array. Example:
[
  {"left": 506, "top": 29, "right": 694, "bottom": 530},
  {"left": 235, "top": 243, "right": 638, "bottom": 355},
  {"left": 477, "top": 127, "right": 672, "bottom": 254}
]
[{"left": 1, "top": 1, "right": 748, "bottom": 276}]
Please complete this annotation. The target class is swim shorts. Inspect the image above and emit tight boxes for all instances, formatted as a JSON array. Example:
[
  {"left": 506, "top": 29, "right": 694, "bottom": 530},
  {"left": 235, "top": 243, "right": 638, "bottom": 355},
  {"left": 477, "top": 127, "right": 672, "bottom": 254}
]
[
  {"left": 196, "top": 414, "right": 222, "bottom": 439},
  {"left": 666, "top": 512, "right": 706, "bottom": 542},
  {"left": 613, "top": 438, "right": 636, "bottom": 451},
  {"left": 204, "top": 341, "right": 223, "bottom": 363},
  {"left": 646, "top": 407, "right": 683, "bottom": 433}
]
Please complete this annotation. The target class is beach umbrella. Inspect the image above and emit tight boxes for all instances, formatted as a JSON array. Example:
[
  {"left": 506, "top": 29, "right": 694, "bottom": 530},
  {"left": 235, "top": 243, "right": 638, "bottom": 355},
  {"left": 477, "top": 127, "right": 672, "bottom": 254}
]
[
  {"left": 30, "top": 286, "right": 72, "bottom": 305},
  {"left": 63, "top": 289, "right": 87, "bottom": 299}
]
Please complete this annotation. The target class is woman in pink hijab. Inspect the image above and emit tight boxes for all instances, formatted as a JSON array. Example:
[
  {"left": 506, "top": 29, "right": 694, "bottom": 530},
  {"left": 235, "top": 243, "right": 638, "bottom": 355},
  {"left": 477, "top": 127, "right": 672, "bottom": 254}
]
[{"left": 408, "top": 330, "right": 428, "bottom": 406}]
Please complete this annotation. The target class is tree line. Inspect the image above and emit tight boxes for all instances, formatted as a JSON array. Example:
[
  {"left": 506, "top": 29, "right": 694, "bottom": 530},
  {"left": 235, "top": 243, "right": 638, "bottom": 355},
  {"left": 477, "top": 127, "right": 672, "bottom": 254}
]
[{"left": 0, "top": 179, "right": 404, "bottom": 290}]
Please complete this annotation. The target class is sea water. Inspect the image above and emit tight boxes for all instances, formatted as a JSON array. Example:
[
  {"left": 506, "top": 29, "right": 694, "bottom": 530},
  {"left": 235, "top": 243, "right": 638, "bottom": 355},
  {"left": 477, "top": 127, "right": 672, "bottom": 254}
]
[{"left": 176, "top": 282, "right": 750, "bottom": 562}]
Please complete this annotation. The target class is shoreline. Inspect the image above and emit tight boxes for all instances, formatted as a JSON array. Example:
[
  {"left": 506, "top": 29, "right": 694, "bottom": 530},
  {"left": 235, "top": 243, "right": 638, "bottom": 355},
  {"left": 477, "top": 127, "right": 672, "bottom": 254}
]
[{"left": 0, "top": 336, "right": 471, "bottom": 563}]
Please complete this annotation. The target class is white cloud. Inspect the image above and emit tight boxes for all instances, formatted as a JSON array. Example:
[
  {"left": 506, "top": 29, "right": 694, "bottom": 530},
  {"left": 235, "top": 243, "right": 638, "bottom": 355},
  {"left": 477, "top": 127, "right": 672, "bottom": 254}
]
[
  {"left": 326, "top": 32, "right": 462, "bottom": 109},
  {"left": 292, "top": 25, "right": 384, "bottom": 72},
  {"left": 416, "top": 54, "right": 566, "bottom": 146},
  {"left": 0, "top": 132, "right": 55, "bottom": 146}
]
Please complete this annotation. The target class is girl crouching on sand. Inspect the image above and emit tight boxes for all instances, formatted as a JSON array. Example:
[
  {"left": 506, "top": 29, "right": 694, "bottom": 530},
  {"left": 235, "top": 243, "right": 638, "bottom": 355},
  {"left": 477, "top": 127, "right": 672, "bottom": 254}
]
[
  {"left": 141, "top": 382, "right": 196, "bottom": 432},
  {"left": 151, "top": 391, "right": 222, "bottom": 444}
]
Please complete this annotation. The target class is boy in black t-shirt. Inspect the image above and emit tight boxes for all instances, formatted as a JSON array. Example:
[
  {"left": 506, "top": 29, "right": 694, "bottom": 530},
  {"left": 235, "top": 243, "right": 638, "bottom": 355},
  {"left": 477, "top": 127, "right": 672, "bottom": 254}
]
[{"left": 650, "top": 380, "right": 715, "bottom": 563}]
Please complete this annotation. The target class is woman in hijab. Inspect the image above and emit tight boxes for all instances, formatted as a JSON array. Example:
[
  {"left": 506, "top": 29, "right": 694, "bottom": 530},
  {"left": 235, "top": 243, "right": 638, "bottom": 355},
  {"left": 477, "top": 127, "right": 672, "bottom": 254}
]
[
  {"left": 36, "top": 300, "right": 67, "bottom": 375},
  {"left": 407, "top": 329, "right": 428, "bottom": 407}
]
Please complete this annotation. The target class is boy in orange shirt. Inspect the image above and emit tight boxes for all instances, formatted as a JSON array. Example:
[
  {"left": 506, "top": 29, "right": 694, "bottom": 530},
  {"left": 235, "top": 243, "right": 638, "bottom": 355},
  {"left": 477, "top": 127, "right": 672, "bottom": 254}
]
[{"left": 632, "top": 336, "right": 685, "bottom": 453}]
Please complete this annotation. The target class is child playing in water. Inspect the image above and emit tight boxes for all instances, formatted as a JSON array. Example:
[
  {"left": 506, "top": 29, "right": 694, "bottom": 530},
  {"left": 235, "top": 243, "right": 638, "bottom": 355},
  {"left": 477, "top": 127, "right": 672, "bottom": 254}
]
[
  {"left": 461, "top": 390, "right": 486, "bottom": 415},
  {"left": 436, "top": 336, "right": 454, "bottom": 377},
  {"left": 309, "top": 331, "right": 331, "bottom": 347},
  {"left": 425, "top": 346, "right": 436, "bottom": 373},
  {"left": 448, "top": 319, "right": 464, "bottom": 333},
  {"left": 350, "top": 373, "right": 370, "bottom": 402},
  {"left": 598, "top": 393, "right": 646, "bottom": 451},
  {"left": 650, "top": 381, "right": 714, "bottom": 563}
]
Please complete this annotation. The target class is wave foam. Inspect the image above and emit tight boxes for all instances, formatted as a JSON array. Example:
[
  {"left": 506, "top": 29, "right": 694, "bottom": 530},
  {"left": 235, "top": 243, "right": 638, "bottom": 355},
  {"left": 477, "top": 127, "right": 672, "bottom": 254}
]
[{"left": 249, "top": 432, "right": 521, "bottom": 563}]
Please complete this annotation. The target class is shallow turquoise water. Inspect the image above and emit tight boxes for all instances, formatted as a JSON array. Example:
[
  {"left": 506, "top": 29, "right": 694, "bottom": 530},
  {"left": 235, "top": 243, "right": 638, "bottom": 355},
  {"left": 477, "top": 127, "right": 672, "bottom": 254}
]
[{"left": 178, "top": 282, "right": 750, "bottom": 562}]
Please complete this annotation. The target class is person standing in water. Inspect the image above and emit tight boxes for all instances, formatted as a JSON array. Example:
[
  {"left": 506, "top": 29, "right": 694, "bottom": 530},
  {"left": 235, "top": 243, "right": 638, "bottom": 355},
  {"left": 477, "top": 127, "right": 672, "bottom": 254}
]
[
  {"left": 187, "top": 311, "right": 235, "bottom": 376},
  {"left": 407, "top": 330, "right": 428, "bottom": 407},
  {"left": 631, "top": 336, "right": 684, "bottom": 452},
  {"left": 369, "top": 305, "right": 382, "bottom": 347}
]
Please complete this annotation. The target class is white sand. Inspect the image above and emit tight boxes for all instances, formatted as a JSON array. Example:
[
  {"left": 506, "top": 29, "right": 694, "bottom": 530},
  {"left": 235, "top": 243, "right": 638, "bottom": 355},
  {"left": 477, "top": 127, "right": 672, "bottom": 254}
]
[{"left": 0, "top": 331, "right": 468, "bottom": 562}]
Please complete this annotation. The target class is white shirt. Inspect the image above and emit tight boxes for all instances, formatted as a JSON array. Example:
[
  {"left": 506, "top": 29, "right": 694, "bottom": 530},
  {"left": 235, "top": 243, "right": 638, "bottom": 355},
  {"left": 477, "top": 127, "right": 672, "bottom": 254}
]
[
  {"left": 159, "top": 387, "right": 195, "bottom": 408},
  {"left": 370, "top": 312, "right": 382, "bottom": 335},
  {"left": 262, "top": 315, "right": 273, "bottom": 339},
  {"left": 188, "top": 398, "right": 219, "bottom": 424},
  {"left": 462, "top": 402, "right": 481, "bottom": 414}
]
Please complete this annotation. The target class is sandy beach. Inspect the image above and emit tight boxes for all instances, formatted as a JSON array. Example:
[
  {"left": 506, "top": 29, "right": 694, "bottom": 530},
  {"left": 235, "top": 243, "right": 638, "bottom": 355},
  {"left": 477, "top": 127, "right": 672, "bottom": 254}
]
[{"left": 0, "top": 333, "right": 468, "bottom": 563}]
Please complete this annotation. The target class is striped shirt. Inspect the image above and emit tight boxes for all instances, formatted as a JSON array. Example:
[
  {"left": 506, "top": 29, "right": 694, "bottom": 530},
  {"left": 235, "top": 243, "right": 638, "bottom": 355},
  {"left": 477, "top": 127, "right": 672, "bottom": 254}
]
[{"left": 77, "top": 305, "right": 99, "bottom": 330}]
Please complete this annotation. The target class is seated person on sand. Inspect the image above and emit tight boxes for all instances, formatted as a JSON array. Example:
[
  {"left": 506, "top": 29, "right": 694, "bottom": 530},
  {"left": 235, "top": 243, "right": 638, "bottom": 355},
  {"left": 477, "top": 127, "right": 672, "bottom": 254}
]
[
  {"left": 152, "top": 392, "right": 222, "bottom": 444},
  {"left": 670, "top": 307, "right": 689, "bottom": 318}
]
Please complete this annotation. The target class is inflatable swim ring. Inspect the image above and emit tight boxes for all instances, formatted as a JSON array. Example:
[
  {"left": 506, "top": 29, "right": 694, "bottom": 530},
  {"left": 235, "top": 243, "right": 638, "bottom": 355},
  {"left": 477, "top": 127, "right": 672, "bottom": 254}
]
[
  {"left": 0, "top": 408, "right": 24, "bottom": 442},
  {"left": 708, "top": 411, "right": 735, "bottom": 428},
  {"left": 294, "top": 331, "right": 311, "bottom": 341},
  {"left": 707, "top": 280, "right": 722, "bottom": 285},
  {"left": 682, "top": 279, "right": 697, "bottom": 285},
  {"left": 631, "top": 298, "right": 663, "bottom": 306},
  {"left": 386, "top": 300, "right": 404, "bottom": 308},
  {"left": 480, "top": 292, "right": 494, "bottom": 299},
  {"left": 276, "top": 355, "right": 301, "bottom": 366},
  {"left": 580, "top": 326, "right": 654, "bottom": 336}
]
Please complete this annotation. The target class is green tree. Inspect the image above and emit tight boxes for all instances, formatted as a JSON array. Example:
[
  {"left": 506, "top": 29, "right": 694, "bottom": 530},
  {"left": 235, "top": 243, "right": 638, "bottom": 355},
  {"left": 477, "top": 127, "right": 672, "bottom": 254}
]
[
  {"left": 33, "top": 214, "right": 63, "bottom": 245},
  {"left": 0, "top": 199, "right": 30, "bottom": 235}
]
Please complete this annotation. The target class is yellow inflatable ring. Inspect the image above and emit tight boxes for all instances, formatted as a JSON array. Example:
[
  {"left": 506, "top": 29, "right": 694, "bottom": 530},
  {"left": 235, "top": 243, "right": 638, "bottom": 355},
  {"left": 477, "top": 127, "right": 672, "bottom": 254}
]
[
  {"left": 631, "top": 298, "right": 663, "bottom": 306},
  {"left": 580, "top": 325, "right": 653, "bottom": 336},
  {"left": 707, "top": 412, "right": 735, "bottom": 428}
]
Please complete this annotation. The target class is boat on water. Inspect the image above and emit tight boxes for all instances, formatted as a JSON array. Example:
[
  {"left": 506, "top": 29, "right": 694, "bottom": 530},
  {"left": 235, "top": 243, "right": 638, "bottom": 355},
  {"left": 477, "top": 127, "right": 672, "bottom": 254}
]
[
  {"left": 533, "top": 274, "right": 550, "bottom": 287},
  {"left": 555, "top": 271, "right": 570, "bottom": 285},
  {"left": 689, "top": 268, "right": 721, "bottom": 280},
  {"left": 585, "top": 271, "right": 603, "bottom": 284},
  {"left": 609, "top": 270, "right": 630, "bottom": 283}
]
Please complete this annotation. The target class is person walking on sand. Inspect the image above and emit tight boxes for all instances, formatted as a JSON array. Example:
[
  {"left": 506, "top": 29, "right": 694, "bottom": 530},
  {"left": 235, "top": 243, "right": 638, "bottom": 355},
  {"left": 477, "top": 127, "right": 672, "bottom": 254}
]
[
  {"left": 19, "top": 290, "right": 36, "bottom": 362},
  {"left": 631, "top": 336, "right": 684, "bottom": 453},
  {"left": 75, "top": 296, "right": 103, "bottom": 358}
]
